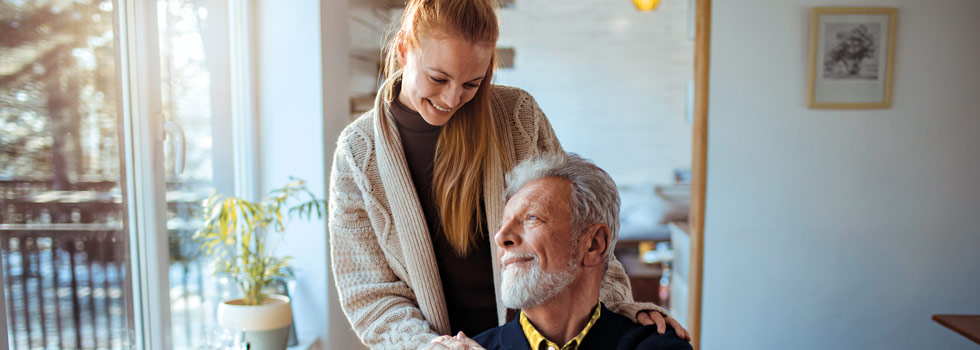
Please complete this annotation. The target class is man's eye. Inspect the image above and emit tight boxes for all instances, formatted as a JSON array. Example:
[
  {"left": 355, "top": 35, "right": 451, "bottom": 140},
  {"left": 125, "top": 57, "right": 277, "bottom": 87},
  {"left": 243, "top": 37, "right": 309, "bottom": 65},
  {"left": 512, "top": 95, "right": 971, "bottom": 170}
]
[{"left": 526, "top": 215, "right": 537, "bottom": 221}]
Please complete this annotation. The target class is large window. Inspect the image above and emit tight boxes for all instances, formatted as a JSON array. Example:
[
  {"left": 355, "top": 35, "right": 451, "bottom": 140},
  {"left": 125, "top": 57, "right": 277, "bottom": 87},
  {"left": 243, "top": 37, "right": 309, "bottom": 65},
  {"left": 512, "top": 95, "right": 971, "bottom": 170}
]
[{"left": 1, "top": 0, "right": 243, "bottom": 349}]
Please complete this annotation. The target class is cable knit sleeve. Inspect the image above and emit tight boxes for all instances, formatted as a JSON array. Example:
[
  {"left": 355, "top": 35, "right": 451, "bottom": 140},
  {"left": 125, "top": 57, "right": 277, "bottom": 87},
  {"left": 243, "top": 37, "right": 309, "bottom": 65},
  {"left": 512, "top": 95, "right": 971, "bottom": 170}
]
[
  {"left": 329, "top": 125, "right": 438, "bottom": 349},
  {"left": 600, "top": 259, "right": 668, "bottom": 320},
  {"left": 508, "top": 88, "right": 563, "bottom": 157},
  {"left": 510, "top": 87, "right": 669, "bottom": 321}
]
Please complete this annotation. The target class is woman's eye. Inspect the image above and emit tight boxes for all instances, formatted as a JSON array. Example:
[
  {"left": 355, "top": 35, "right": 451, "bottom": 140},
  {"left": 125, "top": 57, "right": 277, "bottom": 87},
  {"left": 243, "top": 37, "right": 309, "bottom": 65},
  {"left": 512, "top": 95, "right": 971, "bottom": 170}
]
[
  {"left": 526, "top": 214, "right": 537, "bottom": 221},
  {"left": 429, "top": 77, "right": 447, "bottom": 83},
  {"left": 463, "top": 83, "right": 479, "bottom": 89}
]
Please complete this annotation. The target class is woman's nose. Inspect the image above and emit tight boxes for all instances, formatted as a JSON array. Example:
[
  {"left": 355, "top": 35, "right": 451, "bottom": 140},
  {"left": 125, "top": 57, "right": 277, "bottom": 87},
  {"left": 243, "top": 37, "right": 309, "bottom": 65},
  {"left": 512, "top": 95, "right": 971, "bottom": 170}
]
[{"left": 439, "top": 85, "right": 463, "bottom": 108}]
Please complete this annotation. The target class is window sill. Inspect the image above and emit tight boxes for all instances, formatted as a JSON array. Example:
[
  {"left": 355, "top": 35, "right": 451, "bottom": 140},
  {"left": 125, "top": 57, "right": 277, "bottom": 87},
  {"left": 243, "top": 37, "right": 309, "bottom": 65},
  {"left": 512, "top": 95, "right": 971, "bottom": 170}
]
[{"left": 290, "top": 337, "right": 322, "bottom": 350}]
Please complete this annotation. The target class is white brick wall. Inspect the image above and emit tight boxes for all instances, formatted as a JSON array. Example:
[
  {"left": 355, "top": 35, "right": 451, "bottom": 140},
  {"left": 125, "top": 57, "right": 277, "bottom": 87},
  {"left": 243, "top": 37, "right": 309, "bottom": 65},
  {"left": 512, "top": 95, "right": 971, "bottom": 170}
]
[
  {"left": 348, "top": 3, "right": 389, "bottom": 118},
  {"left": 348, "top": 0, "right": 694, "bottom": 186},
  {"left": 496, "top": 0, "right": 693, "bottom": 186}
]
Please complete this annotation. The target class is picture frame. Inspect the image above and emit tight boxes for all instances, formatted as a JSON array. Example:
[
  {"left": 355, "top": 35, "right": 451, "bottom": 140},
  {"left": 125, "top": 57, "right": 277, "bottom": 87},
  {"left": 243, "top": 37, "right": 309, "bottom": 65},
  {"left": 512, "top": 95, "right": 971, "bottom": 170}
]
[{"left": 807, "top": 7, "right": 897, "bottom": 109}]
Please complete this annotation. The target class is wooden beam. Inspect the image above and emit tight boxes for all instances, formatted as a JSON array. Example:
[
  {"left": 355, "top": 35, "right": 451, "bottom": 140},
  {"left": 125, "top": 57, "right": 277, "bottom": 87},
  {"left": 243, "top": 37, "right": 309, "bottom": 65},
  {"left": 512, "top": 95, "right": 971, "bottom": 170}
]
[{"left": 689, "top": 0, "right": 711, "bottom": 349}]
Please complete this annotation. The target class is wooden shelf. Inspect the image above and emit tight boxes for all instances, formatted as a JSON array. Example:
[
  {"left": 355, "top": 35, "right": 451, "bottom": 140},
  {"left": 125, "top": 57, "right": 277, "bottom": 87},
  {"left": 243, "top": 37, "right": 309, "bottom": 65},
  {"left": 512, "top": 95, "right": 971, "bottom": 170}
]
[{"left": 933, "top": 314, "right": 980, "bottom": 345}]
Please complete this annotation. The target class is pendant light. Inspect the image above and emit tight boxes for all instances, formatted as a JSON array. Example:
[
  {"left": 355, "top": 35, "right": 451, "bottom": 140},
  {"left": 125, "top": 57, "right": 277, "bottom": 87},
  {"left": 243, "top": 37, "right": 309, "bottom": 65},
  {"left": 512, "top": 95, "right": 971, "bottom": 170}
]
[{"left": 633, "top": 0, "right": 662, "bottom": 11}]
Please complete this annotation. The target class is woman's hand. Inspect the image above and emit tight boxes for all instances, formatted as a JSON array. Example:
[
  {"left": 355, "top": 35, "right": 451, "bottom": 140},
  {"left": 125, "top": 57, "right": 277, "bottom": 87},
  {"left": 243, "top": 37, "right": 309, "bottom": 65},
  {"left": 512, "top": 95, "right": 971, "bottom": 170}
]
[
  {"left": 421, "top": 332, "right": 486, "bottom": 350},
  {"left": 636, "top": 310, "right": 691, "bottom": 341}
]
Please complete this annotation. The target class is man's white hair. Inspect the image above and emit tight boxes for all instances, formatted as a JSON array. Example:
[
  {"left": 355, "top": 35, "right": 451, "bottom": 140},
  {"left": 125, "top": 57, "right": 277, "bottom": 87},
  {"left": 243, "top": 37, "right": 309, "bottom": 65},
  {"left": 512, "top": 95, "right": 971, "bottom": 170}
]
[{"left": 503, "top": 153, "right": 620, "bottom": 263}]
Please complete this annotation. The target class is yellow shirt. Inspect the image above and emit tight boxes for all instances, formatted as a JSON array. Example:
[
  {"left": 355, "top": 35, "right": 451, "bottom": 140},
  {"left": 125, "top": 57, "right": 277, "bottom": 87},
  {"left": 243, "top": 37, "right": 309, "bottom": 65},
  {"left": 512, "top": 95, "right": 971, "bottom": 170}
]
[{"left": 520, "top": 302, "right": 602, "bottom": 350}]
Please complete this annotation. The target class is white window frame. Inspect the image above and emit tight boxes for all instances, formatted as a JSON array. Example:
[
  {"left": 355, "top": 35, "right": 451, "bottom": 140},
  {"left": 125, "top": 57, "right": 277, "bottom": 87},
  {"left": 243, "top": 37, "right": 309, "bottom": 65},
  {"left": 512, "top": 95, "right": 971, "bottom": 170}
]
[
  {"left": 230, "top": 0, "right": 261, "bottom": 201},
  {"left": 117, "top": 0, "right": 258, "bottom": 348},
  {"left": 117, "top": 0, "right": 171, "bottom": 347},
  {"left": 1, "top": 256, "right": 6, "bottom": 350}
]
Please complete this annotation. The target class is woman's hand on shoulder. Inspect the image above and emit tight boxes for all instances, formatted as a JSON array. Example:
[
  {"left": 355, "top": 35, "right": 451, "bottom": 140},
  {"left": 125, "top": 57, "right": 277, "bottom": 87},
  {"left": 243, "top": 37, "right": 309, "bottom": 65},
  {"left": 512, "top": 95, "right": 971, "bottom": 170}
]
[
  {"left": 421, "top": 332, "right": 485, "bottom": 350},
  {"left": 636, "top": 310, "right": 691, "bottom": 342}
]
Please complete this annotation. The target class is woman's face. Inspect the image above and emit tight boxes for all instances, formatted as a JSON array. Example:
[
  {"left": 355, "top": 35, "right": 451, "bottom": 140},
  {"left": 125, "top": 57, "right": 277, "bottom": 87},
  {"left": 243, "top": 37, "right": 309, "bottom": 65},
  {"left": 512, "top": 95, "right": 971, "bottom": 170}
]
[{"left": 397, "top": 33, "right": 494, "bottom": 126}]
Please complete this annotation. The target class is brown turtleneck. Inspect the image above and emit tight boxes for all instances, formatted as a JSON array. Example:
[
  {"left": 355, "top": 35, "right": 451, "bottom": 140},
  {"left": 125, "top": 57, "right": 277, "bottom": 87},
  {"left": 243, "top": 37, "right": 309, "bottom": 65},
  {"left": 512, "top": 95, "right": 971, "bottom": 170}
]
[{"left": 389, "top": 97, "right": 498, "bottom": 336}]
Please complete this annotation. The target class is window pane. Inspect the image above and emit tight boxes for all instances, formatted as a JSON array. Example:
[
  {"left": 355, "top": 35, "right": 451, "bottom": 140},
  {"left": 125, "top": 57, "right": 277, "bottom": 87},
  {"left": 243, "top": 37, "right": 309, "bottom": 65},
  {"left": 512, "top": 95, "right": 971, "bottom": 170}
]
[
  {"left": 0, "top": 1, "right": 135, "bottom": 349},
  {"left": 156, "top": 1, "right": 230, "bottom": 349}
]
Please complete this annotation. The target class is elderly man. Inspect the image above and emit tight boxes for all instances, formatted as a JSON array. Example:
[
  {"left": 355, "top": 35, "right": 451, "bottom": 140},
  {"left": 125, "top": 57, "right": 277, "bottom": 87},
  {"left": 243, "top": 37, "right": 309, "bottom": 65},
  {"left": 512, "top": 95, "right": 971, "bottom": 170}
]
[{"left": 428, "top": 154, "right": 690, "bottom": 350}]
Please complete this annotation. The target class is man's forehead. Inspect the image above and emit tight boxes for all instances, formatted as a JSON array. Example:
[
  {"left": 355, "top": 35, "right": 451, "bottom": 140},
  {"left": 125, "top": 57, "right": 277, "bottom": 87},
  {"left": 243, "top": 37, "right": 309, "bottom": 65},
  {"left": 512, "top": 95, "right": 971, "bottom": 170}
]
[{"left": 506, "top": 177, "right": 571, "bottom": 210}]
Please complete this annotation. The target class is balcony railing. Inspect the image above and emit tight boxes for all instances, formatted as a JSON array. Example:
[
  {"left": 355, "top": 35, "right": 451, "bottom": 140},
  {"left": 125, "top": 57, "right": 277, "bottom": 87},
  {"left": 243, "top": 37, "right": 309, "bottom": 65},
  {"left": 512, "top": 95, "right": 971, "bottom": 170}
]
[{"left": 1, "top": 179, "right": 214, "bottom": 350}]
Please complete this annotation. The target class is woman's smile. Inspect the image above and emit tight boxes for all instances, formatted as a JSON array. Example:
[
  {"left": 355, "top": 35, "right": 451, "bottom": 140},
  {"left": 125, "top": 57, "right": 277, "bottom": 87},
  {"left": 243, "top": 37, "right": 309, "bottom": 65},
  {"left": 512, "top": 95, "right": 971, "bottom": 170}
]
[{"left": 427, "top": 98, "right": 452, "bottom": 112}]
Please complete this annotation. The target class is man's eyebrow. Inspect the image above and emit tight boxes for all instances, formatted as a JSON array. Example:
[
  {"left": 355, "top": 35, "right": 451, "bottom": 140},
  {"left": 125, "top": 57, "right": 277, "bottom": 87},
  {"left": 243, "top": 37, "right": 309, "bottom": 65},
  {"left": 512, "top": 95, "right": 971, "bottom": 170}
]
[
  {"left": 519, "top": 199, "right": 552, "bottom": 218},
  {"left": 425, "top": 66, "right": 485, "bottom": 82}
]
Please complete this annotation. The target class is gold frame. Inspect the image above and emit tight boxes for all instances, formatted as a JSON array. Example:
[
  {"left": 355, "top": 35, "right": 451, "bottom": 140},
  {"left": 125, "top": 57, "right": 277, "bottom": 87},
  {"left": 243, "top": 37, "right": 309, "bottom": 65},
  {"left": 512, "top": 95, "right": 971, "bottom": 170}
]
[{"left": 807, "top": 7, "right": 897, "bottom": 109}]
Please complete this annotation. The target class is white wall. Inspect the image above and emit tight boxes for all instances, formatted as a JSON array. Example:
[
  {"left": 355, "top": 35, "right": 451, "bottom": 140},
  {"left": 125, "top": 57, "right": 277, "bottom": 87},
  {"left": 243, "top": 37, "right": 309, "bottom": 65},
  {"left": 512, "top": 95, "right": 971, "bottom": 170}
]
[
  {"left": 496, "top": 0, "right": 693, "bottom": 186},
  {"left": 702, "top": 1, "right": 980, "bottom": 349},
  {"left": 255, "top": 0, "right": 363, "bottom": 348}
]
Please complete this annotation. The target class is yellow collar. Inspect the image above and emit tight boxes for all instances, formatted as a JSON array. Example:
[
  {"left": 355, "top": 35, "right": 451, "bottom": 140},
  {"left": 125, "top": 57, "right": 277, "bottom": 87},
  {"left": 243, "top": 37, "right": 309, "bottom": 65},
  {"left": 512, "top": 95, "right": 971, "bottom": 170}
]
[{"left": 520, "top": 301, "right": 601, "bottom": 350}]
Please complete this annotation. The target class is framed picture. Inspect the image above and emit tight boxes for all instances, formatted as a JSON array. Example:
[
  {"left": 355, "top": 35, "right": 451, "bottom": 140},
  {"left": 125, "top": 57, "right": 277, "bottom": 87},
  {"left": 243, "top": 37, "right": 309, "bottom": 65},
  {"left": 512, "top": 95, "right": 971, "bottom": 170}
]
[{"left": 808, "top": 7, "right": 897, "bottom": 109}]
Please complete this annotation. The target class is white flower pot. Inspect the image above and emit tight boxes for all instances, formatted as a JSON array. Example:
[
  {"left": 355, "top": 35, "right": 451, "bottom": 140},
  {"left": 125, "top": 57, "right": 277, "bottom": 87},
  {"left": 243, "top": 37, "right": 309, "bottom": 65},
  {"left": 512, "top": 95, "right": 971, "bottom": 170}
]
[{"left": 217, "top": 294, "right": 292, "bottom": 350}]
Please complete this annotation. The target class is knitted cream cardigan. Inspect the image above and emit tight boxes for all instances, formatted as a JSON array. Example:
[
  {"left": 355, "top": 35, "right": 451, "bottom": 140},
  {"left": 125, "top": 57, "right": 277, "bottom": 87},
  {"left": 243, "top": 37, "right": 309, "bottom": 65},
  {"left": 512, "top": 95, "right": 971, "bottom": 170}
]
[{"left": 329, "top": 85, "right": 665, "bottom": 349}]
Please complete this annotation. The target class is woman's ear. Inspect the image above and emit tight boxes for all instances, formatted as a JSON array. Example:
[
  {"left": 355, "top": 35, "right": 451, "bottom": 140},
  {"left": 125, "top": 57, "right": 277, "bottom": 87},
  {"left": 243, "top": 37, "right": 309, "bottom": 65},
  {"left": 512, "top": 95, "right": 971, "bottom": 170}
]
[
  {"left": 582, "top": 223, "right": 610, "bottom": 268},
  {"left": 396, "top": 30, "right": 409, "bottom": 66}
]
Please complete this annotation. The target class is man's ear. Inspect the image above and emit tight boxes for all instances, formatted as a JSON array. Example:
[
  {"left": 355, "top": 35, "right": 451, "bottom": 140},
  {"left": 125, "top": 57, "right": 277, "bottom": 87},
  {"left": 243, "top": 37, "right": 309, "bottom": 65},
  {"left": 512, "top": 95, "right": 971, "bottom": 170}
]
[
  {"left": 396, "top": 30, "right": 409, "bottom": 66},
  {"left": 582, "top": 223, "right": 610, "bottom": 268}
]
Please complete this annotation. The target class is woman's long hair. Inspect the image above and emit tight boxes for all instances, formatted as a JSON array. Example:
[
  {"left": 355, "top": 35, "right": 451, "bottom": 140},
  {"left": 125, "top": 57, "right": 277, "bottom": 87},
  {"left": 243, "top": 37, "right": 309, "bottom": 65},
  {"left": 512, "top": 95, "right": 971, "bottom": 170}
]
[{"left": 376, "top": 0, "right": 503, "bottom": 255}]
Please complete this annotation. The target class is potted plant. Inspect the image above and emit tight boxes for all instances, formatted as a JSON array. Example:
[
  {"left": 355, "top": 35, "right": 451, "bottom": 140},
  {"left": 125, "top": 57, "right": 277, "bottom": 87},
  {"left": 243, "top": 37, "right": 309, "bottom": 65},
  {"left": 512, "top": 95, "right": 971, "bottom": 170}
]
[{"left": 194, "top": 178, "right": 326, "bottom": 350}]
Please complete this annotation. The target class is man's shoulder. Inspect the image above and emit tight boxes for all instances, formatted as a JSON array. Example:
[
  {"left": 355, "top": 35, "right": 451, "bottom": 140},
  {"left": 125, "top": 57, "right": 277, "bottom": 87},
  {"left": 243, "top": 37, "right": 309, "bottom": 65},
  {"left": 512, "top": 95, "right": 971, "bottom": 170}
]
[
  {"left": 472, "top": 327, "right": 502, "bottom": 349},
  {"left": 473, "top": 317, "right": 529, "bottom": 350},
  {"left": 582, "top": 305, "right": 691, "bottom": 350},
  {"left": 614, "top": 325, "right": 692, "bottom": 350}
]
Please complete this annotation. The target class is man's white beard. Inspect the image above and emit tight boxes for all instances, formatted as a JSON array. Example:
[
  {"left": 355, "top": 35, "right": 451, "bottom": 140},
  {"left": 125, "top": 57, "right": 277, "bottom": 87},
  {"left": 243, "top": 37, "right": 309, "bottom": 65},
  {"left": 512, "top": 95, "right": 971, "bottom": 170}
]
[{"left": 500, "top": 253, "right": 577, "bottom": 309}]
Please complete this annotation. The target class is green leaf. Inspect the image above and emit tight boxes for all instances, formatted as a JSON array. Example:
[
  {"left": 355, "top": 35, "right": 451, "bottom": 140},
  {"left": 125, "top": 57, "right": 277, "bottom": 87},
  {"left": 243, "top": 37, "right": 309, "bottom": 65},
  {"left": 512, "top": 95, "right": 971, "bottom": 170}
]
[{"left": 193, "top": 178, "right": 327, "bottom": 301}]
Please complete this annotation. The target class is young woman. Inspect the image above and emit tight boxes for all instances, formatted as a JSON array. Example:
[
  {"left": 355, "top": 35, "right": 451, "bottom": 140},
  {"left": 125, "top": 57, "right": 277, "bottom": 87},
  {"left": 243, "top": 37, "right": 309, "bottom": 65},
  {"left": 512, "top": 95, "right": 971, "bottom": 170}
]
[{"left": 328, "top": 0, "right": 688, "bottom": 348}]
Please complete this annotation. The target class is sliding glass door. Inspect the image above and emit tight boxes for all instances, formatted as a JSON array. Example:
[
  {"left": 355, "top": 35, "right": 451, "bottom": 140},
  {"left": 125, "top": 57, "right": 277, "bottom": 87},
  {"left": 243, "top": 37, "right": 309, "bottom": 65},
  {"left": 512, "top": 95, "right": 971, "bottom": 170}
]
[{"left": 1, "top": 0, "right": 238, "bottom": 349}]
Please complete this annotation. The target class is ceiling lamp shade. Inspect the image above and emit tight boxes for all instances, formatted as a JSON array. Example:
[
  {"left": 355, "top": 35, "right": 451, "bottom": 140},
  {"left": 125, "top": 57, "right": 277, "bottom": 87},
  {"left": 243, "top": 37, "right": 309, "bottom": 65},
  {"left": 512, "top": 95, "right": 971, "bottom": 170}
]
[{"left": 633, "top": 0, "right": 662, "bottom": 11}]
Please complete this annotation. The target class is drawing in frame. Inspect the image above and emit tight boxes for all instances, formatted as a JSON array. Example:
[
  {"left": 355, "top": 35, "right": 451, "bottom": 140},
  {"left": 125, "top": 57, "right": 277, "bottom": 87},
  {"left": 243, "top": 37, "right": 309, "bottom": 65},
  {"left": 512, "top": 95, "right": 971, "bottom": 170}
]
[{"left": 808, "top": 7, "right": 897, "bottom": 109}]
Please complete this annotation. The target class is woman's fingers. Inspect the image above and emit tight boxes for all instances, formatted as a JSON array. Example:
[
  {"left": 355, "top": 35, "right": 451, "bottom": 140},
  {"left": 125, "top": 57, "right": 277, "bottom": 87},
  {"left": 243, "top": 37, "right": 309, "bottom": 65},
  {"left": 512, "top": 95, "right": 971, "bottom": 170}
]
[
  {"left": 637, "top": 310, "right": 667, "bottom": 334},
  {"left": 422, "top": 335, "right": 453, "bottom": 350},
  {"left": 667, "top": 316, "right": 691, "bottom": 341},
  {"left": 637, "top": 310, "right": 668, "bottom": 335},
  {"left": 421, "top": 339, "right": 449, "bottom": 350},
  {"left": 651, "top": 311, "right": 667, "bottom": 334},
  {"left": 455, "top": 332, "right": 485, "bottom": 349},
  {"left": 424, "top": 334, "right": 482, "bottom": 350},
  {"left": 636, "top": 311, "right": 653, "bottom": 326}
]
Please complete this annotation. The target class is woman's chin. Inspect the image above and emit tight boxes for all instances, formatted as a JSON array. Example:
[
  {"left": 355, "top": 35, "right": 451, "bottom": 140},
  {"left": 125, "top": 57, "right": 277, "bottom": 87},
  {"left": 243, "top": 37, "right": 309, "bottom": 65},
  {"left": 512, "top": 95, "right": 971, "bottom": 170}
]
[{"left": 420, "top": 112, "right": 452, "bottom": 126}]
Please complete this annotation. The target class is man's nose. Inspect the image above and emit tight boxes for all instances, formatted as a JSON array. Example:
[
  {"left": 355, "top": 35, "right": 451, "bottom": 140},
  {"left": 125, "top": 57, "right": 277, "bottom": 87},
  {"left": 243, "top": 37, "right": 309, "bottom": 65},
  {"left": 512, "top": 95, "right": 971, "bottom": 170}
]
[{"left": 494, "top": 219, "right": 521, "bottom": 248}]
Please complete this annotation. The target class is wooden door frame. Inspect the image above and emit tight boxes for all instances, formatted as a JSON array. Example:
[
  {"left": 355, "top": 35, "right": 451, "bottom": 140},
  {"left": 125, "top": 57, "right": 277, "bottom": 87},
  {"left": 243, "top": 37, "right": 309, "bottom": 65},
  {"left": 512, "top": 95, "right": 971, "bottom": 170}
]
[{"left": 689, "top": 0, "right": 710, "bottom": 349}]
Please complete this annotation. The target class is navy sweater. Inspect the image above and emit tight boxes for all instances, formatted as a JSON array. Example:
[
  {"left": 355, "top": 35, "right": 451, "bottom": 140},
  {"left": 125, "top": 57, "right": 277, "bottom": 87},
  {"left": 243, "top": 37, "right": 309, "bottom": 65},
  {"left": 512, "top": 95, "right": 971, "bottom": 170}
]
[{"left": 473, "top": 303, "right": 692, "bottom": 350}]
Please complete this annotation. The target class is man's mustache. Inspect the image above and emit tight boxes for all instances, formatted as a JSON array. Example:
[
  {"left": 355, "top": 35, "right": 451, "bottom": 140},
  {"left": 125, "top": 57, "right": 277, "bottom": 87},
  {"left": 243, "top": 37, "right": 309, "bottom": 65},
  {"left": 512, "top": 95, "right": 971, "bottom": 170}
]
[{"left": 500, "top": 252, "right": 538, "bottom": 270}]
